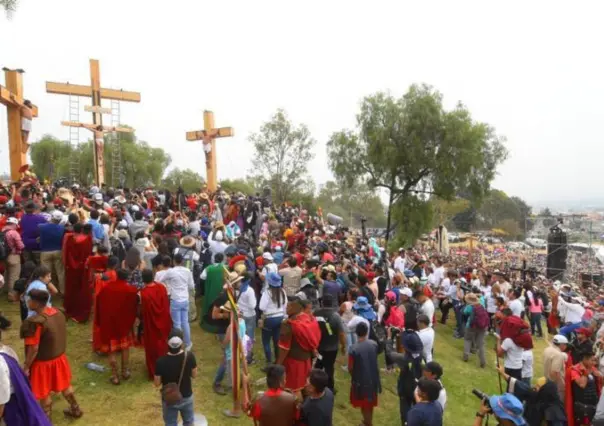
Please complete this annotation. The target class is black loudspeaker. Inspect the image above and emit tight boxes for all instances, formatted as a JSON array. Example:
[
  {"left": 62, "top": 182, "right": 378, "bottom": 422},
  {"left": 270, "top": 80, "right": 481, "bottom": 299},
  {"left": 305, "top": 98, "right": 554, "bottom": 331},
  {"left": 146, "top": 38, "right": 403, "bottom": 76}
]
[{"left": 546, "top": 228, "right": 567, "bottom": 280}]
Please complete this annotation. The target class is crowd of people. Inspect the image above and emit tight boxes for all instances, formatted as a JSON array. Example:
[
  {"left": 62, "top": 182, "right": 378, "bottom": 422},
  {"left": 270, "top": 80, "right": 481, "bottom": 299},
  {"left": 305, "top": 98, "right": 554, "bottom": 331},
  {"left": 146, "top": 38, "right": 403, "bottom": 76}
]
[{"left": 1, "top": 177, "right": 604, "bottom": 425}]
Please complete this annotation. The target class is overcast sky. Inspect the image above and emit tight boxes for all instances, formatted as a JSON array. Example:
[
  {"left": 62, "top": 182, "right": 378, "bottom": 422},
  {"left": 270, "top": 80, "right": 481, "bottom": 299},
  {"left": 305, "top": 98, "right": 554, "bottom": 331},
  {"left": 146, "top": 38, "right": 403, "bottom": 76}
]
[{"left": 1, "top": 0, "right": 602, "bottom": 205}]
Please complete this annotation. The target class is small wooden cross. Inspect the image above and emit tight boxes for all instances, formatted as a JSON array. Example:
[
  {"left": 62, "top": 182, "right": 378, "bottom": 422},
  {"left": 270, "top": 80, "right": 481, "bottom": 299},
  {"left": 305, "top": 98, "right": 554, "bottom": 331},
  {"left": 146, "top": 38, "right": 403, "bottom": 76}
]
[{"left": 186, "top": 110, "right": 233, "bottom": 192}]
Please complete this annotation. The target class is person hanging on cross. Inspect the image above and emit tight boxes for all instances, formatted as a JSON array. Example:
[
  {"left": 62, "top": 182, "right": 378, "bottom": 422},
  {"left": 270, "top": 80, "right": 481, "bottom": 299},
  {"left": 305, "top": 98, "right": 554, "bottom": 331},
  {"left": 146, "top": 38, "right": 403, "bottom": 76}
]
[{"left": 20, "top": 99, "right": 33, "bottom": 151}]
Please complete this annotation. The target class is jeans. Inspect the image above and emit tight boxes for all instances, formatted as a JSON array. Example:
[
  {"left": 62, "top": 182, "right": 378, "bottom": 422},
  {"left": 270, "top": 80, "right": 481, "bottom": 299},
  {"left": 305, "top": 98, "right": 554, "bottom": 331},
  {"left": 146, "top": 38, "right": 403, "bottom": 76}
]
[
  {"left": 399, "top": 395, "right": 414, "bottom": 425},
  {"left": 346, "top": 331, "right": 358, "bottom": 353},
  {"left": 262, "top": 316, "right": 283, "bottom": 363},
  {"left": 170, "top": 299, "right": 191, "bottom": 347},
  {"left": 530, "top": 312, "right": 543, "bottom": 336},
  {"left": 560, "top": 321, "right": 584, "bottom": 338},
  {"left": 453, "top": 301, "right": 463, "bottom": 336},
  {"left": 243, "top": 315, "right": 256, "bottom": 362},
  {"left": 161, "top": 395, "right": 194, "bottom": 426},
  {"left": 214, "top": 333, "right": 226, "bottom": 385},
  {"left": 315, "top": 349, "right": 338, "bottom": 391},
  {"left": 463, "top": 327, "right": 486, "bottom": 367}
]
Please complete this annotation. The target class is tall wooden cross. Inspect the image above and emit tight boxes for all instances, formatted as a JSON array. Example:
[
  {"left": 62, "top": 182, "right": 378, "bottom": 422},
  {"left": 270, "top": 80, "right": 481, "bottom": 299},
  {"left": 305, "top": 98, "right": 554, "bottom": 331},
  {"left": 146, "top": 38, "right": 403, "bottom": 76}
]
[
  {"left": 0, "top": 68, "right": 39, "bottom": 180},
  {"left": 186, "top": 110, "right": 234, "bottom": 192},
  {"left": 46, "top": 59, "right": 141, "bottom": 186}
]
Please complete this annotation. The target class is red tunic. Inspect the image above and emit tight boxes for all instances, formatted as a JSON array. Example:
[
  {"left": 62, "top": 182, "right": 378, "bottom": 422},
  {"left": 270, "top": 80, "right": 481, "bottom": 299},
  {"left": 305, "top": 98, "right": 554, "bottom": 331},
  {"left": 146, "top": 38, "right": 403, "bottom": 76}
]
[
  {"left": 25, "top": 307, "right": 72, "bottom": 400},
  {"left": 92, "top": 269, "right": 117, "bottom": 351},
  {"left": 62, "top": 233, "right": 93, "bottom": 323},
  {"left": 140, "top": 283, "right": 172, "bottom": 379},
  {"left": 95, "top": 279, "right": 138, "bottom": 353}
]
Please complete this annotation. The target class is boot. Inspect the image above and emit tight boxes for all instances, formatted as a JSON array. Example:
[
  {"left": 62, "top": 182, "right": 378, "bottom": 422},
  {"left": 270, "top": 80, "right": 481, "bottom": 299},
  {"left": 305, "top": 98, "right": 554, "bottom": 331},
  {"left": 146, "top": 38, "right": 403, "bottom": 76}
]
[{"left": 63, "top": 392, "right": 83, "bottom": 418}]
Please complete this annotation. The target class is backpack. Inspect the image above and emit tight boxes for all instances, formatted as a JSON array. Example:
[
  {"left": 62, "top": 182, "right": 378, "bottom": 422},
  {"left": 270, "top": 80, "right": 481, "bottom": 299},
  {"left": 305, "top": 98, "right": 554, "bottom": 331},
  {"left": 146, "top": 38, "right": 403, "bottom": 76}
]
[
  {"left": 0, "top": 231, "right": 8, "bottom": 261},
  {"left": 180, "top": 248, "right": 202, "bottom": 291},
  {"left": 471, "top": 304, "right": 490, "bottom": 329},
  {"left": 110, "top": 237, "right": 127, "bottom": 262},
  {"left": 368, "top": 320, "right": 386, "bottom": 354}
]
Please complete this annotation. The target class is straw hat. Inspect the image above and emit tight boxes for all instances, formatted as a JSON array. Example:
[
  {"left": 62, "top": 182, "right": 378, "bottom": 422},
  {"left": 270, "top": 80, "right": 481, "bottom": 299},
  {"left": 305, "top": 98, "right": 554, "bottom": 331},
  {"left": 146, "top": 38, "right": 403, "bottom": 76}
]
[
  {"left": 179, "top": 235, "right": 196, "bottom": 248},
  {"left": 465, "top": 293, "right": 480, "bottom": 305}
]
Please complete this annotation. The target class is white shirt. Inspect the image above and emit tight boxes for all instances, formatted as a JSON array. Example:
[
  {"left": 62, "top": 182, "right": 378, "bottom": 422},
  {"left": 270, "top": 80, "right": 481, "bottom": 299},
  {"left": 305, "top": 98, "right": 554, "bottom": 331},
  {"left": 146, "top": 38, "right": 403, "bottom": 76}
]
[
  {"left": 208, "top": 232, "right": 228, "bottom": 262},
  {"left": 522, "top": 349, "right": 533, "bottom": 379},
  {"left": 501, "top": 338, "right": 523, "bottom": 369},
  {"left": 394, "top": 255, "right": 406, "bottom": 273},
  {"left": 418, "top": 327, "right": 435, "bottom": 362},
  {"left": 433, "top": 266, "right": 445, "bottom": 289},
  {"left": 261, "top": 263, "right": 279, "bottom": 291},
  {"left": 420, "top": 299, "right": 435, "bottom": 327},
  {"left": 160, "top": 266, "right": 194, "bottom": 303},
  {"left": 0, "top": 345, "right": 19, "bottom": 406},
  {"left": 155, "top": 269, "right": 168, "bottom": 284},
  {"left": 238, "top": 286, "right": 257, "bottom": 318},
  {"left": 347, "top": 315, "right": 370, "bottom": 335},
  {"left": 558, "top": 298, "right": 585, "bottom": 324},
  {"left": 259, "top": 289, "right": 287, "bottom": 317},
  {"left": 509, "top": 299, "right": 524, "bottom": 318}
]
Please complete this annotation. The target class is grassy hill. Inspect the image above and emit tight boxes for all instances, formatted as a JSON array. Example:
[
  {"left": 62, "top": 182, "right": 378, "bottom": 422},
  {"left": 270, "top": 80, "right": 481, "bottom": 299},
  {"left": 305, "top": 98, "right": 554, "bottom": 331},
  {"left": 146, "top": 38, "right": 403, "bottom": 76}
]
[{"left": 0, "top": 299, "right": 547, "bottom": 425}]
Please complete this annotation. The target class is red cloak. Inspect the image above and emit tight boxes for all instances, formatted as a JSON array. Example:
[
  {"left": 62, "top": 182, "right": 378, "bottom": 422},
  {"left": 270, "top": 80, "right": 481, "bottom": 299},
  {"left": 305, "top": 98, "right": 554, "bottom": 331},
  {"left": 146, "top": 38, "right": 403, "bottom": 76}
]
[
  {"left": 140, "top": 283, "right": 172, "bottom": 379},
  {"left": 287, "top": 313, "right": 321, "bottom": 352},
  {"left": 95, "top": 279, "right": 138, "bottom": 353},
  {"left": 500, "top": 316, "right": 533, "bottom": 349},
  {"left": 565, "top": 361, "right": 603, "bottom": 426},
  {"left": 92, "top": 269, "right": 117, "bottom": 351},
  {"left": 62, "top": 233, "right": 93, "bottom": 323}
]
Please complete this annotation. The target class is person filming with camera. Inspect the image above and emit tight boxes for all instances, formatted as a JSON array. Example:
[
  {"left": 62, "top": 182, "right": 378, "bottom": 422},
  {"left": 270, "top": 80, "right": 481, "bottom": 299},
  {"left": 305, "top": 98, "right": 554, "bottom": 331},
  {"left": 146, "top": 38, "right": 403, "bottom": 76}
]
[{"left": 474, "top": 393, "right": 526, "bottom": 426}]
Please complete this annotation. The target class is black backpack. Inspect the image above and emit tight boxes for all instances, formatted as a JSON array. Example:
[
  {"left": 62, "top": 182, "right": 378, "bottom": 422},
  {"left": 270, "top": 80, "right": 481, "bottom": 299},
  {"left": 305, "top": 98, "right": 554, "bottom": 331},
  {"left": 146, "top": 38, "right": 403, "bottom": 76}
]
[
  {"left": 0, "top": 231, "right": 8, "bottom": 261},
  {"left": 368, "top": 320, "right": 386, "bottom": 354},
  {"left": 110, "top": 237, "right": 127, "bottom": 263}
]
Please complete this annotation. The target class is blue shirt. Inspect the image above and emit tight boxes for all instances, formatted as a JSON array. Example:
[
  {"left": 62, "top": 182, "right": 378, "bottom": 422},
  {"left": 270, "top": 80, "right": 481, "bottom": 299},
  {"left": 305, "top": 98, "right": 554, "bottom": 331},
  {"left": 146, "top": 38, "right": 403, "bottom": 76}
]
[
  {"left": 39, "top": 223, "right": 65, "bottom": 252},
  {"left": 323, "top": 280, "right": 341, "bottom": 301},
  {"left": 25, "top": 280, "right": 52, "bottom": 318},
  {"left": 88, "top": 219, "right": 105, "bottom": 242},
  {"left": 407, "top": 401, "right": 443, "bottom": 426}
]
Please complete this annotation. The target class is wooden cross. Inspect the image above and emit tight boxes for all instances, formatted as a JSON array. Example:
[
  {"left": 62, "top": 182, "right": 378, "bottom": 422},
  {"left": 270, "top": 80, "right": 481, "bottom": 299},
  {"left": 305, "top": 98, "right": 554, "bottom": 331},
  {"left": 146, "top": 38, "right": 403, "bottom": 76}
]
[
  {"left": 186, "top": 110, "right": 234, "bottom": 192},
  {"left": 0, "top": 68, "right": 39, "bottom": 181},
  {"left": 46, "top": 59, "right": 141, "bottom": 186}
]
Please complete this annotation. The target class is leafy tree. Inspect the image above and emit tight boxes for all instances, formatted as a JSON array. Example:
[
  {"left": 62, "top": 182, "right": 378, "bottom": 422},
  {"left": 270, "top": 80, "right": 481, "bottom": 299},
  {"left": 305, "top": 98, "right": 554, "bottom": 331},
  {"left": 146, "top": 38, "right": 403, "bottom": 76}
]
[
  {"left": 431, "top": 197, "right": 470, "bottom": 228},
  {"left": 539, "top": 207, "right": 553, "bottom": 216},
  {"left": 249, "top": 109, "right": 316, "bottom": 204},
  {"left": 161, "top": 168, "right": 205, "bottom": 193},
  {"left": 316, "top": 180, "right": 387, "bottom": 228},
  {"left": 327, "top": 84, "right": 508, "bottom": 248},
  {"left": 472, "top": 189, "right": 530, "bottom": 237},
  {"left": 29, "top": 130, "right": 171, "bottom": 188},
  {"left": 1, "top": 0, "right": 17, "bottom": 17},
  {"left": 496, "top": 218, "right": 522, "bottom": 240},
  {"left": 219, "top": 178, "right": 257, "bottom": 195}
]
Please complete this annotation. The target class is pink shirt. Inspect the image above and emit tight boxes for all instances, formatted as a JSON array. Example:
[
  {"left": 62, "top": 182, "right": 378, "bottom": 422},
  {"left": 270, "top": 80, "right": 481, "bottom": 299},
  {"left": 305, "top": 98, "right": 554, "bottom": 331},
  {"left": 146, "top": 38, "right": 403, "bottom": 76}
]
[{"left": 528, "top": 297, "right": 543, "bottom": 313}]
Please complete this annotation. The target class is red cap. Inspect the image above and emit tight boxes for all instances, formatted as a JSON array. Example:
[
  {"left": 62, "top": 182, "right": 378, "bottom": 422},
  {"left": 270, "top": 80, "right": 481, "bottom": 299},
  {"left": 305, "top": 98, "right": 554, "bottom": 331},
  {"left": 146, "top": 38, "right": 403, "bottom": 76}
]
[
  {"left": 576, "top": 327, "right": 592, "bottom": 337},
  {"left": 0, "top": 196, "right": 8, "bottom": 204}
]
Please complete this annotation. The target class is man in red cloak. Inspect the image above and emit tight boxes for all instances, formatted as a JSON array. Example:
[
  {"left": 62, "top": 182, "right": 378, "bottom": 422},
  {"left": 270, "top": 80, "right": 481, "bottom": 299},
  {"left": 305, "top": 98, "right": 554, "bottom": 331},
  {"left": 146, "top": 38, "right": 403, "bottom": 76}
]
[
  {"left": 92, "top": 256, "right": 119, "bottom": 352},
  {"left": 139, "top": 269, "right": 172, "bottom": 379},
  {"left": 277, "top": 299, "right": 321, "bottom": 399},
  {"left": 62, "top": 223, "right": 93, "bottom": 323},
  {"left": 565, "top": 350, "right": 603, "bottom": 426},
  {"left": 95, "top": 268, "right": 139, "bottom": 385}
]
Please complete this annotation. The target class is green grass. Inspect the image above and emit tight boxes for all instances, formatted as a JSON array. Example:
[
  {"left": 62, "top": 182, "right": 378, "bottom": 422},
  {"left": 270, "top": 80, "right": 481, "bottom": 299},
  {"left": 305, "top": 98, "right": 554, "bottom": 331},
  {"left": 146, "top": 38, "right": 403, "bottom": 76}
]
[{"left": 0, "top": 299, "right": 548, "bottom": 426}]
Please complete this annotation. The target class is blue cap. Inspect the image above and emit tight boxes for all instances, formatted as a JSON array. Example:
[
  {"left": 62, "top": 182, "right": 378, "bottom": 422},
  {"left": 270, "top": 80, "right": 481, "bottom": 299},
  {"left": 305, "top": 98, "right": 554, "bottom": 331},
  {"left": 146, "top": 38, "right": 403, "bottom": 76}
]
[
  {"left": 266, "top": 272, "right": 282, "bottom": 288},
  {"left": 404, "top": 269, "right": 415, "bottom": 278},
  {"left": 489, "top": 394, "right": 525, "bottom": 425}
]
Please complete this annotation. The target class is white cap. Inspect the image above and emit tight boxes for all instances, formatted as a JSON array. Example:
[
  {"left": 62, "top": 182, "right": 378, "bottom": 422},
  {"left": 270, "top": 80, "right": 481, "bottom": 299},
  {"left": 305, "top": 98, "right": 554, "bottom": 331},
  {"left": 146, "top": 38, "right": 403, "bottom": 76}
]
[
  {"left": 167, "top": 336, "right": 184, "bottom": 349},
  {"left": 7, "top": 217, "right": 18, "bottom": 225},
  {"left": 51, "top": 210, "right": 64, "bottom": 222},
  {"left": 400, "top": 288, "right": 413, "bottom": 298},
  {"left": 93, "top": 193, "right": 103, "bottom": 203},
  {"left": 131, "top": 205, "right": 140, "bottom": 212},
  {"left": 215, "top": 230, "right": 223, "bottom": 241},
  {"left": 263, "top": 252, "right": 273, "bottom": 261},
  {"left": 552, "top": 335, "right": 569, "bottom": 345}
]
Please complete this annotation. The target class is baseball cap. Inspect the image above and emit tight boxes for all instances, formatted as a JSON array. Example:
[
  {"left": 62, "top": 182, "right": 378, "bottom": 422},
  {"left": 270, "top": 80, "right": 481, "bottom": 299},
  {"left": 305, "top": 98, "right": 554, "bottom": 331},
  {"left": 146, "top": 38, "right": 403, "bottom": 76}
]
[
  {"left": 7, "top": 217, "right": 18, "bottom": 225},
  {"left": 400, "top": 288, "right": 413, "bottom": 298},
  {"left": 93, "top": 193, "right": 103, "bottom": 203},
  {"left": 51, "top": 210, "right": 64, "bottom": 222},
  {"left": 262, "top": 252, "right": 273, "bottom": 261},
  {"left": 167, "top": 336, "right": 184, "bottom": 349},
  {"left": 552, "top": 334, "right": 569, "bottom": 345},
  {"left": 131, "top": 205, "right": 140, "bottom": 212}
]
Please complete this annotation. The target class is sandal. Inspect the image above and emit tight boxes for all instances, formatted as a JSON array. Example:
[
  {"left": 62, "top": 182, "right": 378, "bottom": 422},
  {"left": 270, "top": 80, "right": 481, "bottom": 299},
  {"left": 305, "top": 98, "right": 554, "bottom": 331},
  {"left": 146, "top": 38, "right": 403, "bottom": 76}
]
[
  {"left": 109, "top": 376, "right": 120, "bottom": 385},
  {"left": 63, "top": 406, "right": 83, "bottom": 418},
  {"left": 122, "top": 369, "right": 131, "bottom": 381}
]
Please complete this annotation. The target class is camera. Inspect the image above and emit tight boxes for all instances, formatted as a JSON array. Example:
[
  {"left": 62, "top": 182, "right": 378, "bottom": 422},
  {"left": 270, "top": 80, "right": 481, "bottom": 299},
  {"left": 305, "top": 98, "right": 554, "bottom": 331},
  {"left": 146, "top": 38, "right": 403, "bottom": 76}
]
[{"left": 472, "top": 389, "right": 491, "bottom": 409}]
